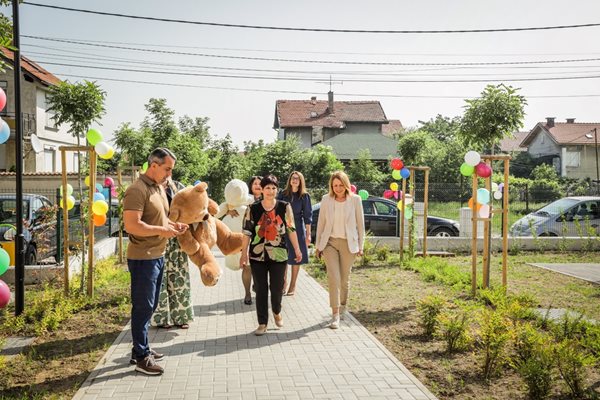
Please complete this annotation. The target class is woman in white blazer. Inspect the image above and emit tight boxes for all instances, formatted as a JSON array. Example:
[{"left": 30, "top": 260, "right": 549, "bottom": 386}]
[{"left": 315, "top": 171, "right": 365, "bottom": 329}]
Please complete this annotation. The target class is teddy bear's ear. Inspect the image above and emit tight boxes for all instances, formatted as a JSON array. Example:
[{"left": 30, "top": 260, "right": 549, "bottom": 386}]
[{"left": 194, "top": 182, "right": 208, "bottom": 192}]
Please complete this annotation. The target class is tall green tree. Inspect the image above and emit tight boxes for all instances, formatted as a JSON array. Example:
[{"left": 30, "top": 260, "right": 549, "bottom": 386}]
[
  {"left": 302, "top": 144, "right": 344, "bottom": 189},
  {"left": 418, "top": 114, "right": 462, "bottom": 143},
  {"left": 205, "top": 135, "right": 243, "bottom": 202},
  {"left": 459, "top": 84, "right": 527, "bottom": 152},
  {"left": 46, "top": 80, "right": 106, "bottom": 294},
  {"left": 346, "top": 149, "right": 385, "bottom": 184},
  {"left": 140, "top": 98, "right": 178, "bottom": 150}
]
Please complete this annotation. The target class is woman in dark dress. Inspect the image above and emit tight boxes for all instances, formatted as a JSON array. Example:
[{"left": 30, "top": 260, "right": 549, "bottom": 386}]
[{"left": 278, "top": 171, "right": 312, "bottom": 296}]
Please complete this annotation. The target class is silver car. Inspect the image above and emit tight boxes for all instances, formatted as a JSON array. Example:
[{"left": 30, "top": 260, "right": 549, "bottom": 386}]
[{"left": 510, "top": 196, "right": 600, "bottom": 237}]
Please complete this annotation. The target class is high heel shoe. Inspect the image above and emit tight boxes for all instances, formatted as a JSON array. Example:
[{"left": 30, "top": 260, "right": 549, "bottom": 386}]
[
  {"left": 254, "top": 324, "right": 267, "bottom": 336},
  {"left": 274, "top": 313, "right": 283, "bottom": 328}
]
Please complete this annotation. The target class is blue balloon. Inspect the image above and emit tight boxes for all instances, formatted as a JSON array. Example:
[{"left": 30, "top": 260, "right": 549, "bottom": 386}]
[
  {"left": 93, "top": 192, "right": 105, "bottom": 202},
  {"left": 101, "top": 188, "right": 110, "bottom": 200},
  {"left": 194, "top": 180, "right": 202, "bottom": 185},
  {"left": 400, "top": 167, "right": 410, "bottom": 179},
  {"left": 477, "top": 188, "right": 491, "bottom": 205},
  {"left": 0, "top": 119, "right": 9, "bottom": 144},
  {"left": 95, "top": 183, "right": 103, "bottom": 193}
]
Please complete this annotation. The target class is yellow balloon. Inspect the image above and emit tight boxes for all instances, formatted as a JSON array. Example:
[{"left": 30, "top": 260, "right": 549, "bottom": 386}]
[
  {"left": 84, "top": 176, "right": 91, "bottom": 186},
  {"left": 92, "top": 200, "right": 109, "bottom": 215},
  {"left": 390, "top": 182, "right": 399, "bottom": 191},
  {"left": 99, "top": 147, "right": 114, "bottom": 160},
  {"left": 61, "top": 196, "right": 75, "bottom": 210}
]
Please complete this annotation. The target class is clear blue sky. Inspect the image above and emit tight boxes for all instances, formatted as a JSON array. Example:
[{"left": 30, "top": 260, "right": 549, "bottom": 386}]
[{"left": 4, "top": 0, "right": 600, "bottom": 147}]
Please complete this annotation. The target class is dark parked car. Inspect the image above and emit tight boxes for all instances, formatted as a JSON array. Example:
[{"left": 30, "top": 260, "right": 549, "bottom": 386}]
[
  {"left": 0, "top": 193, "right": 58, "bottom": 265},
  {"left": 310, "top": 196, "right": 460, "bottom": 241}
]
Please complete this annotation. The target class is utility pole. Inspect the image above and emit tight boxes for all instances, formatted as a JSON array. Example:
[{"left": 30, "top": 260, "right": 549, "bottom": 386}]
[{"left": 12, "top": 0, "right": 24, "bottom": 315}]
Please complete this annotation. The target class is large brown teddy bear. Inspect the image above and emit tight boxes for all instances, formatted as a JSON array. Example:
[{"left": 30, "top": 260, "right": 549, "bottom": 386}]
[{"left": 169, "top": 182, "right": 244, "bottom": 286}]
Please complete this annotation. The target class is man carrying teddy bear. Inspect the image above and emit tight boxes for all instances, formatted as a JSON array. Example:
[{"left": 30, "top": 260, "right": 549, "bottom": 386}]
[{"left": 123, "top": 148, "right": 188, "bottom": 376}]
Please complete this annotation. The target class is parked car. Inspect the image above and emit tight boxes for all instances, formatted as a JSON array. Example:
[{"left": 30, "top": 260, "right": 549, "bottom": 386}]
[
  {"left": 310, "top": 196, "right": 460, "bottom": 241},
  {"left": 510, "top": 196, "right": 600, "bottom": 237},
  {"left": 0, "top": 193, "right": 58, "bottom": 265}
]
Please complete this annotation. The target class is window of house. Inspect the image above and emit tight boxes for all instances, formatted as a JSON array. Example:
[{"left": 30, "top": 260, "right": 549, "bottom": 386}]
[
  {"left": 44, "top": 147, "right": 55, "bottom": 172},
  {"left": 73, "top": 152, "right": 78, "bottom": 171},
  {"left": 565, "top": 147, "right": 580, "bottom": 167},
  {"left": 44, "top": 92, "right": 57, "bottom": 129}
]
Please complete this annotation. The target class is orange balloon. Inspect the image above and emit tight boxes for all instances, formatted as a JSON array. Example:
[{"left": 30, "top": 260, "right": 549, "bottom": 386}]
[
  {"left": 93, "top": 213, "right": 107, "bottom": 227},
  {"left": 468, "top": 197, "right": 482, "bottom": 212}
]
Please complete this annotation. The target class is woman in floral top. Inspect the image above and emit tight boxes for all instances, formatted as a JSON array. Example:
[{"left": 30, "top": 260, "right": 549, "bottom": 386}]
[{"left": 240, "top": 175, "right": 302, "bottom": 336}]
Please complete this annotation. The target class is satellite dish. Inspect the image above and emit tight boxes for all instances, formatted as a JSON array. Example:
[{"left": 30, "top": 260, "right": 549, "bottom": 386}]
[{"left": 30, "top": 134, "right": 43, "bottom": 153}]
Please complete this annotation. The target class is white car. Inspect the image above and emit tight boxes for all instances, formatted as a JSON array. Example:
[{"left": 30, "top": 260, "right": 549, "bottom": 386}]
[{"left": 510, "top": 196, "right": 600, "bottom": 237}]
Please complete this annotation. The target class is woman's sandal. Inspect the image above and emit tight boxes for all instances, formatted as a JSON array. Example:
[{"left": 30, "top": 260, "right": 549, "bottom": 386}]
[
  {"left": 244, "top": 296, "right": 253, "bottom": 305},
  {"left": 177, "top": 324, "right": 189, "bottom": 329}
]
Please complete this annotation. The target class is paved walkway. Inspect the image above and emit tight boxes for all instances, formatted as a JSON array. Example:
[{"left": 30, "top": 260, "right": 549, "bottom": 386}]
[
  {"left": 528, "top": 263, "right": 600, "bottom": 284},
  {"left": 73, "top": 253, "right": 436, "bottom": 400}
]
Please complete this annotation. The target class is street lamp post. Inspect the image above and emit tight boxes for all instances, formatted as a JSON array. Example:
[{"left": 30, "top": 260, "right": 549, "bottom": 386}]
[{"left": 594, "top": 128, "right": 599, "bottom": 194}]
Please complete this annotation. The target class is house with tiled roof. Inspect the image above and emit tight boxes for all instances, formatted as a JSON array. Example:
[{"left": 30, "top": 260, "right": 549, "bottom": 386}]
[
  {"left": 0, "top": 48, "right": 78, "bottom": 173},
  {"left": 273, "top": 92, "right": 400, "bottom": 162},
  {"left": 499, "top": 131, "right": 528, "bottom": 153},
  {"left": 520, "top": 117, "right": 600, "bottom": 179}
]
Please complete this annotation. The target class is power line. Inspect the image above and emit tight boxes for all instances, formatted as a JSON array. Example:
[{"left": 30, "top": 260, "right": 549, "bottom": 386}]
[
  {"left": 36, "top": 61, "right": 600, "bottom": 83},
  {"left": 22, "top": 2, "right": 600, "bottom": 34},
  {"left": 29, "top": 53, "right": 600, "bottom": 79},
  {"left": 22, "top": 35, "right": 600, "bottom": 66},
  {"left": 53, "top": 72, "right": 600, "bottom": 99},
  {"left": 22, "top": 34, "right": 600, "bottom": 57}
]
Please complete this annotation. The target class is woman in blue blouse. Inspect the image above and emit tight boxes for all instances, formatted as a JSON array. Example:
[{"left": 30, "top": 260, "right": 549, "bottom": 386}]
[
  {"left": 240, "top": 175, "right": 302, "bottom": 336},
  {"left": 278, "top": 171, "right": 312, "bottom": 296}
]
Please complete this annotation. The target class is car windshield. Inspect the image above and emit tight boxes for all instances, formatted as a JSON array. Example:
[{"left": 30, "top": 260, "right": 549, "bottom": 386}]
[
  {"left": 0, "top": 199, "right": 30, "bottom": 225},
  {"left": 534, "top": 198, "right": 579, "bottom": 216}
]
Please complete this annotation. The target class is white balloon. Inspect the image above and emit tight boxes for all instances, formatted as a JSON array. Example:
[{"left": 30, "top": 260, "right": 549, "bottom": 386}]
[
  {"left": 464, "top": 150, "right": 481, "bottom": 167},
  {"left": 478, "top": 204, "right": 490, "bottom": 218},
  {"left": 95, "top": 141, "right": 110, "bottom": 156},
  {"left": 493, "top": 191, "right": 503, "bottom": 200}
]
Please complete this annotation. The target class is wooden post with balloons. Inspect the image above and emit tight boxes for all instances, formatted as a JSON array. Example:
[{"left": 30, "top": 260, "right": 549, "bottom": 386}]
[
  {"left": 460, "top": 151, "right": 511, "bottom": 295},
  {"left": 59, "top": 129, "right": 115, "bottom": 297},
  {"left": 385, "top": 158, "right": 415, "bottom": 264},
  {"left": 407, "top": 166, "right": 431, "bottom": 258}
]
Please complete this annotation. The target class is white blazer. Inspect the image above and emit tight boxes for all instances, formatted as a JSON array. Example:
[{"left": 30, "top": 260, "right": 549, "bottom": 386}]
[{"left": 316, "top": 193, "right": 365, "bottom": 254}]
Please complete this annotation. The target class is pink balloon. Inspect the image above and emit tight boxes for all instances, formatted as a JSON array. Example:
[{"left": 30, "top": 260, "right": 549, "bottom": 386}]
[
  {"left": 393, "top": 190, "right": 401, "bottom": 200},
  {"left": 350, "top": 184, "right": 357, "bottom": 194},
  {"left": 475, "top": 162, "right": 492, "bottom": 178},
  {"left": 383, "top": 189, "right": 393, "bottom": 199},
  {"left": 0, "top": 88, "right": 6, "bottom": 111},
  {"left": 104, "top": 177, "right": 115, "bottom": 187},
  {"left": 0, "top": 279, "right": 10, "bottom": 308}
]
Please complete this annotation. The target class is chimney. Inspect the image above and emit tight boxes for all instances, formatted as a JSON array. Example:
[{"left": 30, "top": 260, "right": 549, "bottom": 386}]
[
  {"left": 566, "top": 118, "right": 575, "bottom": 124},
  {"left": 328, "top": 91, "right": 334, "bottom": 114},
  {"left": 310, "top": 96, "right": 317, "bottom": 104},
  {"left": 546, "top": 117, "right": 555, "bottom": 128}
]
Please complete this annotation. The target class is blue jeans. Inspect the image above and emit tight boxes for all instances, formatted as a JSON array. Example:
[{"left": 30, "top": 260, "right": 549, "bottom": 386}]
[{"left": 128, "top": 257, "right": 164, "bottom": 361}]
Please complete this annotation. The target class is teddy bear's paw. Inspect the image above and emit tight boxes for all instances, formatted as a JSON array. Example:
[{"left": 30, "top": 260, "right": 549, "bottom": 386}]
[{"left": 200, "top": 264, "right": 222, "bottom": 287}]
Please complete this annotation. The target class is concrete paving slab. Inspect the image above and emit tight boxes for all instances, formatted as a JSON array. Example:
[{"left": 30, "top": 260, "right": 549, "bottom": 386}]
[
  {"left": 527, "top": 263, "right": 600, "bottom": 284},
  {"left": 72, "top": 253, "right": 436, "bottom": 399}
]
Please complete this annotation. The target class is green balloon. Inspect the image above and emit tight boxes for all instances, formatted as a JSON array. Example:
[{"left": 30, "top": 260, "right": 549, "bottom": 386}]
[
  {"left": 86, "top": 129, "right": 103, "bottom": 146},
  {"left": 141, "top": 161, "right": 148, "bottom": 173},
  {"left": 460, "top": 163, "right": 474, "bottom": 177},
  {"left": 404, "top": 207, "right": 413, "bottom": 220},
  {"left": 358, "top": 189, "right": 369, "bottom": 200},
  {"left": 0, "top": 248, "right": 9, "bottom": 275},
  {"left": 391, "top": 169, "right": 401, "bottom": 180}
]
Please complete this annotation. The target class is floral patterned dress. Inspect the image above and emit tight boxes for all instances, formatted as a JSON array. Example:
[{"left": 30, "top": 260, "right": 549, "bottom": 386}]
[
  {"left": 151, "top": 183, "right": 194, "bottom": 327},
  {"left": 243, "top": 201, "right": 296, "bottom": 262}
]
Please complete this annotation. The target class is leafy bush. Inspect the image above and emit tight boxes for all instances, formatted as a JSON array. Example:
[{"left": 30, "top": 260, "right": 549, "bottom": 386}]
[
  {"left": 436, "top": 309, "right": 472, "bottom": 353},
  {"left": 477, "top": 308, "right": 512, "bottom": 380},
  {"left": 514, "top": 342, "right": 555, "bottom": 400},
  {"left": 416, "top": 295, "right": 446, "bottom": 337},
  {"left": 555, "top": 339, "right": 596, "bottom": 399},
  {"left": 376, "top": 244, "right": 390, "bottom": 262}
]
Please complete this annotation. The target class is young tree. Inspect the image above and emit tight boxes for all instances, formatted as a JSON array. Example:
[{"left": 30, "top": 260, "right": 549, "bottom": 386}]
[
  {"left": 418, "top": 114, "right": 462, "bottom": 143},
  {"left": 459, "top": 84, "right": 527, "bottom": 152},
  {"left": 140, "top": 98, "right": 178, "bottom": 150},
  {"left": 302, "top": 144, "right": 344, "bottom": 190},
  {"left": 346, "top": 149, "right": 385, "bottom": 184},
  {"left": 205, "top": 135, "right": 243, "bottom": 202},
  {"left": 47, "top": 80, "right": 106, "bottom": 293}
]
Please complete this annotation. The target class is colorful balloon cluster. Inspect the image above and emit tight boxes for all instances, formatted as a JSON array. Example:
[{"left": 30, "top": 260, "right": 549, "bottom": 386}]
[
  {"left": 59, "top": 183, "right": 76, "bottom": 211},
  {"left": 460, "top": 151, "right": 492, "bottom": 178},
  {"left": 384, "top": 158, "right": 410, "bottom": 215},
  {"left": 461, "top": 151, "right": 504, "bottom": 218},
  {"left": 349, "top": 184, "right": 369, "bottom": 200},
  {"left": 86, "top": 129, "right": 114, "bottom": 160},
  {"left": 0, "top": 88, "right": 9, "bottom": 145},
  {"left": 82, "top": 175, "right": 117, "bottom": 226},
  {"left": 0, "top": 247, "right": 11, "bottom": 308}
]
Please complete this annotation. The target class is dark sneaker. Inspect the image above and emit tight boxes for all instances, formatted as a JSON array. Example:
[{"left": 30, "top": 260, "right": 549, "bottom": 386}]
[
  {"left": 135, "top": 355, "right": 164, "bottom": 375},
  {"left": 130, "top": 349, "right": 164, "bottom": 365}
]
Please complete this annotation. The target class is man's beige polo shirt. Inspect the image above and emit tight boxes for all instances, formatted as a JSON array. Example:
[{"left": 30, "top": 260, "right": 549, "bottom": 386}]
[{"left": 123, "top": 174, "right": 169, "bottom": 260}]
